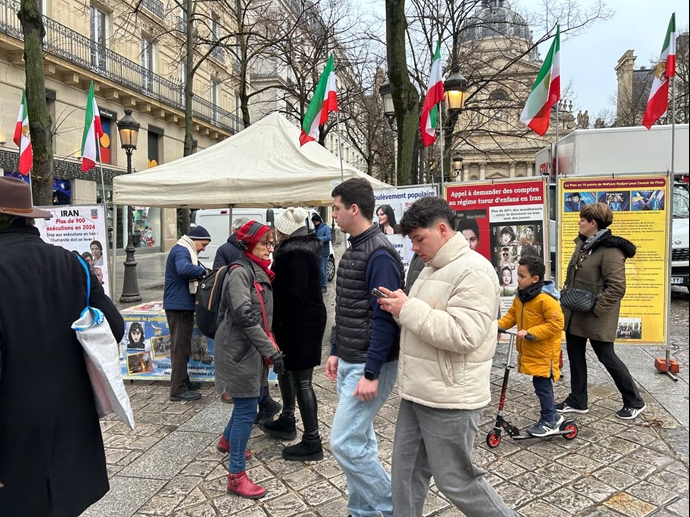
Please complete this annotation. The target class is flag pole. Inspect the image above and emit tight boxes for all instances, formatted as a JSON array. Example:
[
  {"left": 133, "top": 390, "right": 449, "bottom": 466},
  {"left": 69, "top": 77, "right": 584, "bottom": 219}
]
[
  {"left": 336, "top": 111, "right": 344, "bottom": 184},
  {"left": 439, "top": 106, "right": 445, "bottom": 196},
  {"left": 664, "top": 72, "right": 676, "bottom": 380}
]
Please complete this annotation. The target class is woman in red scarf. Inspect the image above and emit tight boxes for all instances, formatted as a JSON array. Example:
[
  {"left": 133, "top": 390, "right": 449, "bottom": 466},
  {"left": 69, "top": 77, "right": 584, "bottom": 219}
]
[{"left": 214, "top": 221, "right": 284, "bottom": 499}]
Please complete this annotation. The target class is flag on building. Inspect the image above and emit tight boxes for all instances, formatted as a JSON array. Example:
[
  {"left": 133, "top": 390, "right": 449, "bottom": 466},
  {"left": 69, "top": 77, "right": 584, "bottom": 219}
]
[
  {"left": 81, "top": 81, "right": 104, "bottom": 172},
  {"left": 13, "top": 89, "right": 32, "bottom": 175},
  {"left": 420, "top": 42, "right": 444, "bottom": 147},
  {"left": 642, "top": 13, "right": 676, "bottom": 129},
  {"left": 300, "top": 54, "right": 338, "bottom": 146},
  {"left": 520, "top": 26, "right": 561, "bottom": 136}
]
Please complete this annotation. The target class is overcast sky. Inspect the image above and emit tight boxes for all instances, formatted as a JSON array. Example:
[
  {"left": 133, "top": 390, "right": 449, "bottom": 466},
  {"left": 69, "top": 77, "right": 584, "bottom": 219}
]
[{"left": 362, "top": 1, "right": 688, "bottom": 117}]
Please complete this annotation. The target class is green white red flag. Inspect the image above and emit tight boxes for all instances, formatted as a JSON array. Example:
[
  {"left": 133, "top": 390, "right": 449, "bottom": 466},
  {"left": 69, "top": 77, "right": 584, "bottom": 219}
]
[
  {"left": 13, "top": 89, "right": 32, "bottom": 175},
  {"left": 520, "top": 26, "right": 560, "bottom": 136},
  {"left": 300, "top": 54, "right": 338, "bottom": 146},
  {"left": 420, "top": 42, "right": 444, "bottom": 147},
  {"left": 642, "top": 13, "right": 676, "bottom": 129},
  {"left": 81, "top": 81, "right": 104, "bottom": 172}
]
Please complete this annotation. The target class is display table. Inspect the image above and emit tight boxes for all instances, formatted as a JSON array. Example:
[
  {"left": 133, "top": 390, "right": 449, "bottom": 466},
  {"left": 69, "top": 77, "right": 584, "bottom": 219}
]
[{"left": 119, "top": 302, "right": 276, "bottom": 383}]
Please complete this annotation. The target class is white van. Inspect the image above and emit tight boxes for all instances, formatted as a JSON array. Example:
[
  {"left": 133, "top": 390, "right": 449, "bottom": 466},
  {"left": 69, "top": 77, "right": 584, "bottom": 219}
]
[{"left": 191, "top": 208, "right": 336, "bottom": 282}]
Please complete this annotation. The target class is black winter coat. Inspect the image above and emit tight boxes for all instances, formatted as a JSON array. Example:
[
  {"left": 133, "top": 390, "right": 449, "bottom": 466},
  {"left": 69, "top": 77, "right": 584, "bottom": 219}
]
[
  {"left": 272, "top": 233, "right": 327, "bottom": 371},
  {"left": 213, "top": 233, "right": 242, "bottom": 270},
  {"left": 0, "top": 226, "right": 124, "bottom": 517}
]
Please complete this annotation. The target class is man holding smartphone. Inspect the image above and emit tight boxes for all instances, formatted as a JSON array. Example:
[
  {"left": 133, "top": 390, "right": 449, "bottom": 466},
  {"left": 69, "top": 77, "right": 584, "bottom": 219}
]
[
  {"left": 377, "top": 196, "right": 516, "bottom": 517},
  {"left": 326, "top": 178, "right": 404, "bottom": 517}
]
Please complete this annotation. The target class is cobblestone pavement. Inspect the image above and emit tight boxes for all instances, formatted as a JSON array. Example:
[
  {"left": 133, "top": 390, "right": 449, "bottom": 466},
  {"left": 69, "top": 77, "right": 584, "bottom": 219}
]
[{"left": 94, "top": 249, "right": 689, "bottom": 517}]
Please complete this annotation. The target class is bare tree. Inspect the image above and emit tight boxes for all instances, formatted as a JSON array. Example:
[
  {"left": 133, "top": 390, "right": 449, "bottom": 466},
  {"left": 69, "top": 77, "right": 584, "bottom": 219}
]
[{"left": 18, "top": 0, "right": 54, "bottom": 205}]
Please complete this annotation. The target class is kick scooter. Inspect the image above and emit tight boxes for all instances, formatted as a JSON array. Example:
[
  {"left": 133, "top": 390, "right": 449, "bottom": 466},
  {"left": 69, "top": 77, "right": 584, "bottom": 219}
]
[{"left": 486, "top": 328, "right": 578, "bottom": 448}]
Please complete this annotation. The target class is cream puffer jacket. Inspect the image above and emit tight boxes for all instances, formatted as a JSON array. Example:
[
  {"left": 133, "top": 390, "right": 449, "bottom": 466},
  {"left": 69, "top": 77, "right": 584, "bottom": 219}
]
[{"left": 397, "top": 233, "right": 500, "bottom": 410}]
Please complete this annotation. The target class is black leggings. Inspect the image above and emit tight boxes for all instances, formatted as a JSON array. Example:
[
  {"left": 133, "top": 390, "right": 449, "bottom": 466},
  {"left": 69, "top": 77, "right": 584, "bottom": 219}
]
[{"left": 277, "top": 368, "right": 319, "bottom": 440}]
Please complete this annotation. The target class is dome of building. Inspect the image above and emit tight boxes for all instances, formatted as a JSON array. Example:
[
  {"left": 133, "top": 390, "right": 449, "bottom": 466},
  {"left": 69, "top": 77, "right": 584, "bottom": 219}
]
[{"left": 460, "top": 0, "right": 531, "bottom": 43}]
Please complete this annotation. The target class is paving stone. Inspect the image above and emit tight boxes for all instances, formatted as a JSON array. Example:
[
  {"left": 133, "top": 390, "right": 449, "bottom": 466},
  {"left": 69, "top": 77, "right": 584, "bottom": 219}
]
[
  {"left": 603, "top": 492, "right": 657, "bottom": 517},
  {"left": 120, "top": 431, "right": 217, "bottom": 479},
  {"left": 176, "top": 487, "right": 208, "bottom": 510},
  {"left": 592, "top": 467, "right": 639, "bottom": 491},
  {"left": 172, "top": 503, "right": 217, "bottom": 517},
  {"left": 230, "top": 508, "right": 268, "bottom": 517},
  {"left": 626, "top": 481, "right": 677, "bottom": 507},
  {"left": 262, "top": 492, "right": 308, "bottom": 516},
  {"left": 518, "top": 500, "right": 563, "bottom": 517},
  {"left": 569, "top": 476, "right": 618, "bottom": 503},
  {"left": 666, "top": 497, "right": 690, "bottom": 516},
  {"left": 542, "top": 487, "right": 595, "bottom": 514},
  {"left": 211, "top": 493, "right": 256, "bottom": 514},
  {"left": 137, "top": 493, "right": 185, "bottom": 515},
  {"left": 81, "top": 476, "right": 167, "bottom": 517},
  {"left": 300, "top": 480, "right": 341, "bottom": 506}
]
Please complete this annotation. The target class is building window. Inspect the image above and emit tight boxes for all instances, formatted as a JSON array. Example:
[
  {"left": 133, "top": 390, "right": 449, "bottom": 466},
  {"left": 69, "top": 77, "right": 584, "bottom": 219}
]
[
  {"left": 148, "top": 125, "right": 163, "bottom": 168},
  {"left": 211, "top": 15, "right": 224, "bottom": 61},
  {"left": 142, "top": 37, "right": 154, "bottom": 91},
  {"left": 90, "top": 5, "right": 107, "bottom": 71},
  {"left": 211, "top": 78, "right": 221, "bottom": 122}
]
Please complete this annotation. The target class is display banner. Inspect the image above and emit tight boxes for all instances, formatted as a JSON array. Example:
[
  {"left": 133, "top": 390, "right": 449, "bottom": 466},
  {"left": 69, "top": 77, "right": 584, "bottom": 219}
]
[
  {"left": 558, "top": 175, "right": 670, "bottom": 345},
  {"left": 373, "top": 185, "right": 438, "bottom": 272},
  {"left": 445, "top": 178, "right": 548, "bottom": 316},
  {"left": 35, "top": 204, "right": 110, "bottom": 296},
  {"left": 119, "top": 302, "right": 278, "bottom": 383}
]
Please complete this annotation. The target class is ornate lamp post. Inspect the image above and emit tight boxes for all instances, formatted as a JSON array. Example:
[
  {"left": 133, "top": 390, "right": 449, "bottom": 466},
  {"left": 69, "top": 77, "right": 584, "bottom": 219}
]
[
  {"left": 378, "top": 79, "right": 396, "bottom": 131},
  {"left": 444, "top": 67, "right": 468, "bottom": 115},
  {"left": 452, "top": 154, "right": 464, "bottom": 180},
  {"left": 117, "top": 109, "right": 142, "bottom": 303}
]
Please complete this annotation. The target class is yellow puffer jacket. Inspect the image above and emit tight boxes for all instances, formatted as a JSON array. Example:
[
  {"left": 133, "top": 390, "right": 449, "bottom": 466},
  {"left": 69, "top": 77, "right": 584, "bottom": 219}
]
[{"left": 497, "top": 292, "right": 563, "bottom": 381}]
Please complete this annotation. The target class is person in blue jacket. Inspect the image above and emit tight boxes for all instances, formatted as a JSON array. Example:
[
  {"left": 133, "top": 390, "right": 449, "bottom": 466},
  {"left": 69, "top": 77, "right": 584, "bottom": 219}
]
[
  {"left": 164, "top": 226, "right": 211, "bottom": 401},
  {"left": 311, "top": 213, "right": 332, "bottom": 292}
]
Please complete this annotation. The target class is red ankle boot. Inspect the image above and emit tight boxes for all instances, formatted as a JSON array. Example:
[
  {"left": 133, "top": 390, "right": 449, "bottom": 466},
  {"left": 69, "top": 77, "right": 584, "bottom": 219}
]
[
  {"left": 216, "top": 436, "right": 252, "bottom": 459},
  {"left": 227, "top": 471, "right": 266, "bottom": 499}
]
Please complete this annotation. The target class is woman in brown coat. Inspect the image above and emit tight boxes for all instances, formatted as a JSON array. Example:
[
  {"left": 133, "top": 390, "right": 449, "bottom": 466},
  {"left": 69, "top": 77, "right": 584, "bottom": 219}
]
[{"left": 556, "top": 202, "right": 646, "bottom": 420}]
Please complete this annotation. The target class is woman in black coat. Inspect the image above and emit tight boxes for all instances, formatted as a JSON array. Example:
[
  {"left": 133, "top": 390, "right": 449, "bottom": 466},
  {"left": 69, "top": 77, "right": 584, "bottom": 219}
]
[
  {"left": 0, "top": 178, "right": 124, "bottom": 517},
  {"left": 263, "top": 208, "right": 327, "bottom": 461}
]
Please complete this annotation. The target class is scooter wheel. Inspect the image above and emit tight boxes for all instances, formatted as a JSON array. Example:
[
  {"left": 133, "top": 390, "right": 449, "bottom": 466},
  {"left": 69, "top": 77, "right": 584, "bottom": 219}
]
[
  {"left": 563, "top": 422, "right": 578, "bottom": 440},
  {"left": 486, "top": 429, "right": 502, "bottom": 448}
]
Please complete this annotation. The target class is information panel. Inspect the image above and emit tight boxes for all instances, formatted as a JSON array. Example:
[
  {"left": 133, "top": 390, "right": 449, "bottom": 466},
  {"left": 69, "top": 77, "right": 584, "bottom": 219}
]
[
  {"left": 558, "top": 175, "right": 670, "bottom": 345},
  {"left": 445, "top": 178, "right": 548, "bottom": 315}
]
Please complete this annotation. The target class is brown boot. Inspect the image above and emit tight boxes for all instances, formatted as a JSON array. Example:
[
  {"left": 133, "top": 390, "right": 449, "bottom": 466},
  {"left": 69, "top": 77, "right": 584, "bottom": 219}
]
[{"left": 227, "top": 471, "right": 266, "bottom": 499}]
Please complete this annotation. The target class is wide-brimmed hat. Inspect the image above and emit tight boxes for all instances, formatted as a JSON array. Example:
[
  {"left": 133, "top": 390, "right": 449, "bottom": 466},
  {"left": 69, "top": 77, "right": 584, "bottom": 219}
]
[{"left": 0, "top": 177, "right": 52, "bottom": 219}]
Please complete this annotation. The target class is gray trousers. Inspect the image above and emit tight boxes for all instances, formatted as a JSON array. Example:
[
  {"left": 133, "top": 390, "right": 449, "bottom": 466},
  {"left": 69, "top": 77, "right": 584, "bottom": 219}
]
[{"left": 391, "top": 399, "right": 517, "bottom": 517}]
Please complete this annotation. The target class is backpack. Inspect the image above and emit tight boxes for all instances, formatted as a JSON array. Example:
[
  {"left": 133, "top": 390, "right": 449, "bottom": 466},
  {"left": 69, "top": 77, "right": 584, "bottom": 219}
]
[{"left": 195, "top": 264, "right": 238, "bottom": 339}]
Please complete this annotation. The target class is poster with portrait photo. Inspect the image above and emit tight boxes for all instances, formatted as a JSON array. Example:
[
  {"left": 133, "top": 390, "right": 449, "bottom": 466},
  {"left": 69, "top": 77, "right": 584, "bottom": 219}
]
[
  {"left": 34, "top": 205, "right": 111, "bottom": 297},
  {"left": 454, "top": 209, "right": 490, "bottom": 258}
]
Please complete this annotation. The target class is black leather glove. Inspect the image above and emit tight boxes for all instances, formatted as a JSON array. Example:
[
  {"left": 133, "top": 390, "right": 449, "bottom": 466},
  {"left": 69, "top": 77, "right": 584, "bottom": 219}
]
[{"left": 269, "top": 351, "right": 285, "bottom": 376}]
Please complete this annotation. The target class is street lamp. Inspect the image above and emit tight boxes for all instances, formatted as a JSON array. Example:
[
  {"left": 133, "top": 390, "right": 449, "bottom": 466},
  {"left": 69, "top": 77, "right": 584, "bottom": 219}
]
[
  {"left": 378, "top": 79, "right": 396, "bottom": 130},
  {"left": 117, "top": 108, "right": 142, "bottom": 303},
  {"left": 452, "top": 154, "right": 464, "bottom": 179},
  {"left": 444, "top": 67, "right": 468, "bottom": 114}
]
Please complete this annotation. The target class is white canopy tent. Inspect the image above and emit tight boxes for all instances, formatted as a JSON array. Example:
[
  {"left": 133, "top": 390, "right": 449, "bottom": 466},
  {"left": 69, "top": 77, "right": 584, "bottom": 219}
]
[{"left": 113, "top": 112, "right": 389, "bottom": 208}]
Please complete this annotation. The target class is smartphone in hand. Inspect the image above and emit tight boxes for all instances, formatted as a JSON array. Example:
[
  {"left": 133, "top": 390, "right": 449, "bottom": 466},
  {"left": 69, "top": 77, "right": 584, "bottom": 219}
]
[{"left": 371, "top": 288, "right": 388, "bottom": 298}]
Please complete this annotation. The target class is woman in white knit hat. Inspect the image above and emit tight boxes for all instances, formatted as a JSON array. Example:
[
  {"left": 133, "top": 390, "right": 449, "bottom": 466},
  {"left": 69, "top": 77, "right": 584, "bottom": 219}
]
[{"left": 262, "top": 207, "right": 327, "bottom": 461}]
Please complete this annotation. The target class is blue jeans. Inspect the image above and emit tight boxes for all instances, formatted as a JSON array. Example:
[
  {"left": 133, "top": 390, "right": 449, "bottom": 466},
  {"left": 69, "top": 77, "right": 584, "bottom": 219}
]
[
  {"left": 533, "top": 376, "right": 556, "bottom": 426},
  {"left": 330, "top": 360, "right": 398, "bottom": 517},
  {"left": 223, "top": 396, "right": 260, "bottom": 473},
  {"left": 320, "top": 255, "right": 329, "bottom": 288}
]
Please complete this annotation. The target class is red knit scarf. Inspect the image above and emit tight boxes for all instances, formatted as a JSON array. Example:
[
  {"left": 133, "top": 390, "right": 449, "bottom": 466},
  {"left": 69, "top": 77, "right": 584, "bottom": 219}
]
[{"left": 244, "top": 251, "right": 275, "bottom": 282}]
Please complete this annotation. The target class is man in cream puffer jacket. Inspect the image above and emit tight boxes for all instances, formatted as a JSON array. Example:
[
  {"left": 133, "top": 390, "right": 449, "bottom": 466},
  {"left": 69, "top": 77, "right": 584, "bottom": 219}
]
[{"left": 378, "top": 197, "right": 516, "bottom": 517}]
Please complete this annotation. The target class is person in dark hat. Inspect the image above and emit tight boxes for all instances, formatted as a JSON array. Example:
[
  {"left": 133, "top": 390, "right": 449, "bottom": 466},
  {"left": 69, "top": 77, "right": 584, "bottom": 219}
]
[
  {"left": 311, "top": 212, "right": 332, "bottom": 292},
  {"left": 164, "top": 225, "right": 211, "bottom": 401},
  {"left": 0, "top": 177, "right": 124, "bottom": 517}
]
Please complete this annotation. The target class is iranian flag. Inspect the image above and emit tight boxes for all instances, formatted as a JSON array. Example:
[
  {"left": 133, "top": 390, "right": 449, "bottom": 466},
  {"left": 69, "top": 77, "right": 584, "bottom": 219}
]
[
  {"left": 300, "top": 54, "right": 338, "bottom": 146},
  {"left": 81, "top": 81, "right": 104, "bottom": 172},
  {"left": 642, "top": 13, "right": 676, "bottom": 130},
  {"left": 420, "top": 42, "right": 444, "bottom": 147},
  {"left": 520, "top": 26, "right": 560, "bottom": 136},
  {"left": 13, "top": 89, "right": 32, "bottom": 175}
]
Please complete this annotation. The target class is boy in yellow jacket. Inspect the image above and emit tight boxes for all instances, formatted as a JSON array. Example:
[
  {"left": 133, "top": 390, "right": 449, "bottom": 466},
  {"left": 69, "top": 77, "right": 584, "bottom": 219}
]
[{"left": 498, "top": 255, "right": 565, "bottom": 437}]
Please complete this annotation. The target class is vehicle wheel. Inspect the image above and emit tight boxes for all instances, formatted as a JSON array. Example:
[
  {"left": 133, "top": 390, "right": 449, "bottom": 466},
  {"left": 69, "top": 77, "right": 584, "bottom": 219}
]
[
  {"left": 563, "top": 423, "right": 578, "bottom": 440},
  {"left": 328, "top": 256, "right": 336, "bottom": 282},
  {"left": 486, "top": 430, "right": 501, "bottom": 448}
]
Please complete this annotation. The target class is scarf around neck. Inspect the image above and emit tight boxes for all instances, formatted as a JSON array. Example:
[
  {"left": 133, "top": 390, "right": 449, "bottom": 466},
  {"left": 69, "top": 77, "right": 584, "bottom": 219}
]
[
  {"left": 517, "top": 279, "right": 544, "bottom": 304},
  {"left": 177, "top": 235, "right": 200, "bottom": 294},
  {"left": 243, "top": 251, "right": 275, "bottom": 282},
  {"left": 580, "top": 228, "right": 610, "bottom": 252}
]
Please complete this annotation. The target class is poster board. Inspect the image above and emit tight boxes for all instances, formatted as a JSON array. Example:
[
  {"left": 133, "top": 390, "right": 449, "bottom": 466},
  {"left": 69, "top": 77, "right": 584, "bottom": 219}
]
[
  {"left": 373, "top": 185, "right": 438, "bottom": 272},
  {"left": 35, "top": 204, "right": 111, "bottom": 296},
  {"left": 119, "top": 302, "right": 278, "bottom": 382},
  {"left": 445, "top": 178, "right": 548, "bottom": 317},
  {"left": 558, "top": 175, "right": 670, "bottom": 345}
]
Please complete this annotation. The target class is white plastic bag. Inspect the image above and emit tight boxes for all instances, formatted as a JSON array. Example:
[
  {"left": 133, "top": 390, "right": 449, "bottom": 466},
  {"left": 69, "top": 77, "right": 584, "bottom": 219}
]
[{"left": 72, "top": 258, "right": 135, "bottom": 429}]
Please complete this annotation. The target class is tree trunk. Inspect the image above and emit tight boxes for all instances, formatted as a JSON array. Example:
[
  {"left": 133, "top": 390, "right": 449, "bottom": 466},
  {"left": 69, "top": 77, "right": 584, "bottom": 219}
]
[
  {"left": 179, "top": 0, "right": 195, "bottom": 235},
  {"left": 18, "top": 0, "right": 53, "bottom": 206},
  {"left": 385, "top": 0, "right": 418, "bottom": 186}
]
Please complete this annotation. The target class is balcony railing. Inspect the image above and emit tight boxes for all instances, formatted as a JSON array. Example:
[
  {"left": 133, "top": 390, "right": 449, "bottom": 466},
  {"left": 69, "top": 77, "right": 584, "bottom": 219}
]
[
  {"left": 0, "top": 0, "right": 242, "bottom": 135},
  {"left": 141, "top": 0, "right": 164, "bottom": 19}
]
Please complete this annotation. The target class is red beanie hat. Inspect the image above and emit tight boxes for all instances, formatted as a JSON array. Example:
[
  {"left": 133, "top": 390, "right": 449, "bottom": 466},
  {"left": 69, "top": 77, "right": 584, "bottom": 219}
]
[{"left": 236, "top": 220, "right": 271, "bottom": 252}]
